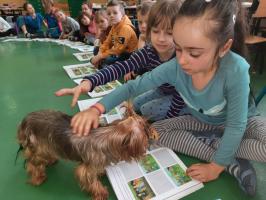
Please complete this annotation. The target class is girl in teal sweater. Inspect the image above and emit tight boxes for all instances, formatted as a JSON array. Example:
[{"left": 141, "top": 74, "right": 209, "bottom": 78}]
[{"left": 65, "top": 0, "right": 266, "bottom": 196}]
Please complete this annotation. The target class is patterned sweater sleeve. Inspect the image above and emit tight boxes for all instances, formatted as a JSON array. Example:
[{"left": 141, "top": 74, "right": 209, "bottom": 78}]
[{"left": 83, "top": 46, "right": 150, "bottom": 91}]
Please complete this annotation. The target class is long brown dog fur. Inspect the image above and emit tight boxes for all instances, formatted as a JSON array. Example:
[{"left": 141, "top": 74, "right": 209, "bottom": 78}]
[{"left": 17, "top": 106, "right": 158, "bottom": 200}]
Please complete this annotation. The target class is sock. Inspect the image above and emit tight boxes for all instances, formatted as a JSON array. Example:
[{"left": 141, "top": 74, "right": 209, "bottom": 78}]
[{"left": 226, "top": 158, "right": 257, "bottom": 196}]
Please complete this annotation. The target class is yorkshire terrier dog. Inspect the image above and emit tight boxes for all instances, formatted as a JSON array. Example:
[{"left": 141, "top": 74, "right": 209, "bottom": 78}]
[{"left": 17, "top": 105, "right": 158, "bottom": 200}]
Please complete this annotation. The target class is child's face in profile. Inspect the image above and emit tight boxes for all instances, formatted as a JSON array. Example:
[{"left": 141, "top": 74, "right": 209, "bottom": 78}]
[
  {"left": 26, "top": 4, "right": 35, "bottom": 15},
  {"left": 55, "top": 12, "right": 66, "bottom": 22},
  {"left": 150, "top": 25, "right": 174, "bottom": 57},
  {"left": 107, "top": 6, "right": 123, "bottom": 26},
  {"left": 81, "top": 15, "right": 91, "bottom": 26},
  {"left": 97, "top": 16, "right": 109, "bottom": 30},
  {"left": 82, "top": 4, "right": 92, "bottom": 17},
  {"left": 137, "top": 12, "right": 149, "bottom": 35},
  {"left": 173, "top": 18, "right": 218, "bottom": 75}
]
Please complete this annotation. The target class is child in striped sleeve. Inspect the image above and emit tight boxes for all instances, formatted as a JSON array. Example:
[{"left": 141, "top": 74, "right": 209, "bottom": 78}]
[{"left": 56, "top": 0, "right": 185, "bottom": 121}]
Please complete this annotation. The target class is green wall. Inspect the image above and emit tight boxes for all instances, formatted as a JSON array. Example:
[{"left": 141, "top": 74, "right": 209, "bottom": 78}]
[
  {"left": 28, "top": 0, "right": 85, "bottom": 18},
  {"left": 68, "top": 0, "right": 84, "bottom": 18}
]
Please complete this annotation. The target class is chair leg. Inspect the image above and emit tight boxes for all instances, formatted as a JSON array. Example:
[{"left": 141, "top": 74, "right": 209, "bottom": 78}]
[{"left": 255, "top": 86, "right": 266, "bottom": 106}]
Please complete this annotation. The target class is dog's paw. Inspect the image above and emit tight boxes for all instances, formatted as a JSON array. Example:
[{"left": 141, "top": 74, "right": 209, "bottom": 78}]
[
  {"left": 28, "top": 175, "right": 47, "bottom": 186},
  {"left": 47, "top": 159, "right": 58, "bottom": 166},
  {"left": 93, "top": 187, "right": 109, "bottom": 200}
]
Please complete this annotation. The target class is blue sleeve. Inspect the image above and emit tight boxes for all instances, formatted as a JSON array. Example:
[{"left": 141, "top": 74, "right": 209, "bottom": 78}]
[
  {"left": 84, "top": 46, "right": 150, "bottom": 91},
  {"left": 99, "top": 58, "right": 178, "bottom": 112},
  {"left": 213, "top": 59, "right": 250, "bottom": 166},
  {"left": 37, "top": 13, "right": 44, "bottom": 22}
]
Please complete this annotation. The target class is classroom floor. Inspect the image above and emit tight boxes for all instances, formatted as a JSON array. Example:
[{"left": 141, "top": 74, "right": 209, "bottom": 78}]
[{"left": 0, "top": 40, "right": 265, "bottom": 200}]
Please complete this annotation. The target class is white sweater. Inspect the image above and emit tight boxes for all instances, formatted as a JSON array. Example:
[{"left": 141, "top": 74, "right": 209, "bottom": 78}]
[{"left": 0, "top": 17, "right": 11, "bottom": 32}]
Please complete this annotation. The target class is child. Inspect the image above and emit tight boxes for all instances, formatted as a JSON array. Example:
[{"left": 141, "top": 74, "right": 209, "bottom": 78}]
[
  {"left": 17, "top": 3, "right": 47, "bottom": 38},
  {"left": 123, "top": 0, "right": 154, "bottom": 81},
  {"left": 56, "top": 0, "right": 184, "bottom": 122},
  {"left": 55, "top": 9, "right": 80, "bottom": 40},
  {"left": 62, "top": 0, "right": 266, "bottom": 197},
  {"left": 0, "top": 16, "right": 17, "bottom": 37},
  {"left": 78, "top": 13, "right": 96, "bottom": 45},
  {"left": 43, "top": 3, "right": 61, "bottom": 38},
  {"left": 136, "top": 0, "right": 154, "bottom": 49},
  {"left": 90, "top": 0, "right": 138, "bottom": 67},
  {"left": 93, "top": 9, "right": 112, "bottom": 55}
]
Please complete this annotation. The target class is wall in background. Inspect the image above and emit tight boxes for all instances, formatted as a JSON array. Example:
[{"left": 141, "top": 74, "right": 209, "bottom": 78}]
[{"left": 0, "top": 0, "right": 25, "bottom": 7}]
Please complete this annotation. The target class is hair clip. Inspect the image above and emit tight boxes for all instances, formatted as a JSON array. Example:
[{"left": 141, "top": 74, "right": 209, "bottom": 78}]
[{"left": 233, "top": 14, "right": 236, "bottom": 24}]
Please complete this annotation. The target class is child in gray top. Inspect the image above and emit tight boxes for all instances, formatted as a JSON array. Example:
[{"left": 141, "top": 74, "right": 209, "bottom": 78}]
[{"left": 55, "top": 10, "right": 80, "bottom": 39}]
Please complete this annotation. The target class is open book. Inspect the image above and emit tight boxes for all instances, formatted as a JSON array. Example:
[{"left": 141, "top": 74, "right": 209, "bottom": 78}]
[
  {"left": 74, "top": 78, "right": 122, "bottom": 98},
  {"left": 106, "top": 147, "right": 204, "bottom": 200},
  {"left": 73, "top": 52, "right": 94, "bottom": 62},
  {"left": 63, "top": 63, "right": 97, "bottom": 79}
]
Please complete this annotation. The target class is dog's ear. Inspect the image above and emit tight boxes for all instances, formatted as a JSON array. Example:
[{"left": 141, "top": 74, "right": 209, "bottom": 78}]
[
  {"left": 122, "top": 128, "right": 148, "bottom": 159},
  {"left": 121, "top": 101, "right": 137, "bottom": 118},
  {"left": 147, "top": 125, "right": 159, "bottom": 141}
]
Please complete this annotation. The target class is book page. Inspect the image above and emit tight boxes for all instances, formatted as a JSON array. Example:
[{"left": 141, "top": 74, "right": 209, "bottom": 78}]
[
  {"left": 73, "top": 78, "right": 122, "bottom": 98},
  {"left": 63, "top": 63, "right": 97, "bottom": 79},
  {"left": 73, "top": 52, "right": 94, "bottom": 61},
  {"left": 106, "top": 147, "right": 204, "bottom": 200},
  {"left": 88, "top": 81, "right": 122, "bottom": 98}
]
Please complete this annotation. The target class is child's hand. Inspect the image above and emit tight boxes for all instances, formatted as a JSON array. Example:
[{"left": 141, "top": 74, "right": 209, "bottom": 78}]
[
  {"left": 124, "top": 72, "right": 135, "bottom": 82},
  {"left": 71, "top": 107, "right": 100, "bottom": 136},
  {"left": 60, "top": 34, "right": 68, "bottom": 39},
  {"left": 186, "top": 162, "right": 225, "bottom": 183},
  {"left": 55, "top": 80, "right": 92, "bottom": 107},
  {"left": 91, "top": 54, "right": 103, "bottom": 66}
]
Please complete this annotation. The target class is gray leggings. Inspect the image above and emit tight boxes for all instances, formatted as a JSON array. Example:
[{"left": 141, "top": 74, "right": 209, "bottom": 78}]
[{"left": 152, "top": 115, "right": 266, "bottom": 163}]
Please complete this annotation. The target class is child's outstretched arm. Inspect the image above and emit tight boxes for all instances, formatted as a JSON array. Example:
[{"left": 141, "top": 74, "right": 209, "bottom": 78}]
[
  {"left": 84, "top": 46, "right": 150, "bottom": 89},
  {"left": 71, "top": 58, "right": 177, "bottom": 135},
  {"left": 55, "top": 80, "right": 92, "bottom": 107}
]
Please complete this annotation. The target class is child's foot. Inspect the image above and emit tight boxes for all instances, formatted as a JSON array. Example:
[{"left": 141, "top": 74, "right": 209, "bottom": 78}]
[
  {"left": 24, "top": 32, "right": 31, "bottom": 38},
  {"left": 24, "top": 33, "right": 37, "bottom": 39},
  {"left": 226, "top": 158, "right": 257, "bottom": 196}
]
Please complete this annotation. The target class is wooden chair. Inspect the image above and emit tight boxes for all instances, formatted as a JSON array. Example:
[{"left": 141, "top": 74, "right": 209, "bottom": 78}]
[
  {"left": 250, "top": 0, "right": 266, "bottom": 35},
  {"left": 245, "top": 0, "right": 266, "bottom": 74}
]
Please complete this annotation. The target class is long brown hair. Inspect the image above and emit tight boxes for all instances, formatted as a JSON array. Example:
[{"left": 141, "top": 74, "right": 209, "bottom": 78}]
[{"left": 174, "top": 0, "right": 248, "bottom": 58}]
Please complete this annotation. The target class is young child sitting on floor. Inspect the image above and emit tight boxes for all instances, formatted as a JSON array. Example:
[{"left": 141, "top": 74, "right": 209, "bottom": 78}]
[
  {"left": 124, "top": 0, "right": 154, "bottom": 81},
  {"left": 90, "top": 0, "right": 138, "bottom": 68},
  {"left": 54, "top": 9, "right": 80, "bottom": 40},
  {"left": 93, "top": 9, "right": 112, "bottom": 55},
  {"left": 77, "top": 13, "right": 97, "bottom": 45}
]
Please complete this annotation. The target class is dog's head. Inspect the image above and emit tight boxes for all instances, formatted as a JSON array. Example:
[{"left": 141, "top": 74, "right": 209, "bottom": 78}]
[{"left": 107, "top": 103, "right": 159, "bottom": 161}]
